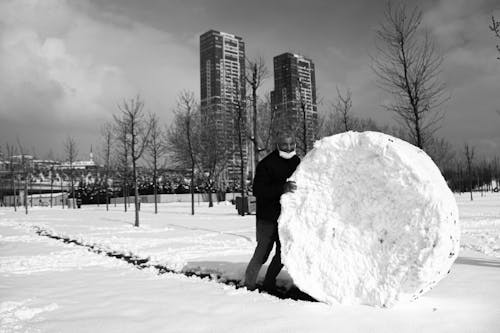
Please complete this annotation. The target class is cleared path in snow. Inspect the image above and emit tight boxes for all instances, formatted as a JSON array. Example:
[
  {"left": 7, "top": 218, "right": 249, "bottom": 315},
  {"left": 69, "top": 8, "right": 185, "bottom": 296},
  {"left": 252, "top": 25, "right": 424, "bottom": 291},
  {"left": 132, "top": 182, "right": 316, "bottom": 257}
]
[{"left": 31, "top": 225, "right": 317, "bottom": 302}]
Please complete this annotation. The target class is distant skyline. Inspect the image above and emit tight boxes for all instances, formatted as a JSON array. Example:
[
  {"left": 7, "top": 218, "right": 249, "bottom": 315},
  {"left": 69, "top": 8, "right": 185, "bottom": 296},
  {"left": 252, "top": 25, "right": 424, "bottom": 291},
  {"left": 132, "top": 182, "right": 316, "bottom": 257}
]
[{"left": 0, "top": 0, "right": 499, "bottom": 160}]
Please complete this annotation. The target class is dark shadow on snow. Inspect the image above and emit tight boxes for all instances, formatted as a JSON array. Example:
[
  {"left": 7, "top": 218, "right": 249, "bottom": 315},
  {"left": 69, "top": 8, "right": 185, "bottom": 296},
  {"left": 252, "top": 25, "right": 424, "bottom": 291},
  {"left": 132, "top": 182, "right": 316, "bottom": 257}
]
[
  {"left": 455, "top": 256, "right": 500, "bottom": 268},
  {"left": 33, "top": 226, "right": 317, "bottom": 303}
]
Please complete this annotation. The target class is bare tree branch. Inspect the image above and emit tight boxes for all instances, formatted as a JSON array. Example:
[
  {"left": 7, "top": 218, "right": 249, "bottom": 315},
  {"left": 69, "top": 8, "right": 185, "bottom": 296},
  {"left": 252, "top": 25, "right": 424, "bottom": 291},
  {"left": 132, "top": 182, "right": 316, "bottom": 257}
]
[
  {"left": 489, "top": 16, "right": 500, "bottom": 59},
  {"left": 372, "top": 2, "right": 448, "bottom": 150}
]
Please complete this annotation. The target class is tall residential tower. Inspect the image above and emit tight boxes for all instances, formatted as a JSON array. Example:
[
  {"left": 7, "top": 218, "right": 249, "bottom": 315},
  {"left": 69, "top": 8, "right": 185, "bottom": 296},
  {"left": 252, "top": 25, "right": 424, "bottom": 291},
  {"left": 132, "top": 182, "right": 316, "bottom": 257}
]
[
  {"left": 200, "top": 30, "right": 247, "bottom": 185},
  {"left": 271, "top": 52, "right": 317, "bottom": 155}
]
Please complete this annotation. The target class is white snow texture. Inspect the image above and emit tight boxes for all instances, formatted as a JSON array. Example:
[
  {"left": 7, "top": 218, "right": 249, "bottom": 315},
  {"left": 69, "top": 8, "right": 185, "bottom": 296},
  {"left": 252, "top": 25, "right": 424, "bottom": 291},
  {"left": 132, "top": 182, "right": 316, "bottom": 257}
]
[{"left": 279, "top": 131, "right": 460, "bottom": 307}]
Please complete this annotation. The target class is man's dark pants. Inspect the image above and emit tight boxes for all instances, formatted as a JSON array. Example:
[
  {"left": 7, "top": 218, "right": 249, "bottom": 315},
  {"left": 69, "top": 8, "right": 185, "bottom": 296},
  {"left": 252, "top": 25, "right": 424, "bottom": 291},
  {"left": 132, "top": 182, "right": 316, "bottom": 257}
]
[{"left": 245, "top": 219, "right": 283, "bottom": 291}]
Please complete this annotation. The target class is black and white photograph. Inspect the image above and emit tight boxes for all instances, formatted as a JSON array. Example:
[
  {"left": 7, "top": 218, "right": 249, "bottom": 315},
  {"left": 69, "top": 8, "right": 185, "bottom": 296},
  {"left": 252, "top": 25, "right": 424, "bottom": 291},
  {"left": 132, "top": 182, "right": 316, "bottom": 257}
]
[{"left": 0, "top": 0, "right": 499, "bottom": 332}]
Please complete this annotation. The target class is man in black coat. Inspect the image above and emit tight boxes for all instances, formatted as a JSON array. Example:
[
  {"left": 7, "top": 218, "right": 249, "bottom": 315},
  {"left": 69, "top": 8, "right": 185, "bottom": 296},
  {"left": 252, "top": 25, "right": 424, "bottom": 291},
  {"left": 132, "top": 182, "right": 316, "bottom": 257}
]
[{"left": 244, "top": 133, "right": 300, "bottom": 291}]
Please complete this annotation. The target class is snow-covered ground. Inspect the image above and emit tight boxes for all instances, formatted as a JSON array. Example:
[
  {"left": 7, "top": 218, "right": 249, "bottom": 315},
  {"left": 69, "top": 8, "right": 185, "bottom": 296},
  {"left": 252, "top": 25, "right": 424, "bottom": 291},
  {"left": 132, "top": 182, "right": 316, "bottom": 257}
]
[{"left": 1, "top": 193, "right": 499, "bottom": 332}]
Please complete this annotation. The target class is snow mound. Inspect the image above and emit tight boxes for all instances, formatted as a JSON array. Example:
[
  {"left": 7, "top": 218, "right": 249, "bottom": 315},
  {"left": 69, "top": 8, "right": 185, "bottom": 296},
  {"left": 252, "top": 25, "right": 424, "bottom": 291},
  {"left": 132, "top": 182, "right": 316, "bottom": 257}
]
[{"left": 279, "top": 131, "right": 460, "bottom": 307}]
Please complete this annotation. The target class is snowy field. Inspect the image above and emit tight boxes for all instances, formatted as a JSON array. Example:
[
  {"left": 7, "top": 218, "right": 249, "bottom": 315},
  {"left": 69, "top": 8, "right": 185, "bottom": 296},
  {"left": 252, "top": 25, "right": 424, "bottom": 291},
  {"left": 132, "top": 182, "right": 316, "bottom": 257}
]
[{"left": 1, "top": 193, "right": 499, "bottom": 332}]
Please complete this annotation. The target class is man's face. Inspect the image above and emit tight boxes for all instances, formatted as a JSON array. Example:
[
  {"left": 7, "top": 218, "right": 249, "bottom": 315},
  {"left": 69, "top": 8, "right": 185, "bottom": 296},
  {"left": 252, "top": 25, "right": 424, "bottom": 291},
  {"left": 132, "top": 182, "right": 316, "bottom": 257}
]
[{"left": 277, "top": 137, "right": 296, "bottom": 153}]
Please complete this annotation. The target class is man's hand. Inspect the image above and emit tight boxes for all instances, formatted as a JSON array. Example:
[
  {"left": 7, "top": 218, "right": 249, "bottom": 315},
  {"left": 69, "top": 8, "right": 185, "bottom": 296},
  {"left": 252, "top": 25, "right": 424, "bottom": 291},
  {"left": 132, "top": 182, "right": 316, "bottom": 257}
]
[{"left": 283, "top": 181, "right": 297, "bottom": 194}]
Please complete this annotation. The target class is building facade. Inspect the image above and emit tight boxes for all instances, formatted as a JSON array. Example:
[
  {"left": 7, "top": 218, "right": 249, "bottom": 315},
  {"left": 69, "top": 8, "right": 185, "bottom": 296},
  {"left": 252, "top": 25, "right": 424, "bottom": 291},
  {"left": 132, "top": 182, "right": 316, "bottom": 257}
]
[
  {"left": 270, "top": 52, "right": 317, "bottom": 156},
  {"left": 200, "top": 30, "right": 248, "bottom": 186}
]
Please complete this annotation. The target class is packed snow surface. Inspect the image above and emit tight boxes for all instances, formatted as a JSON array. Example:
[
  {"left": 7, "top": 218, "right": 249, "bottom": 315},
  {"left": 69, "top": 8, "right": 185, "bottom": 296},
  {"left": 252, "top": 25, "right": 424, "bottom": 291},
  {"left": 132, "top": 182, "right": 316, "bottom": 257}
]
[
  {"left": 0, "top": 195, "right": 499, "bottom": 332},
  {"left": 279, "top": 131, "right": 460, "bottom": 307}
]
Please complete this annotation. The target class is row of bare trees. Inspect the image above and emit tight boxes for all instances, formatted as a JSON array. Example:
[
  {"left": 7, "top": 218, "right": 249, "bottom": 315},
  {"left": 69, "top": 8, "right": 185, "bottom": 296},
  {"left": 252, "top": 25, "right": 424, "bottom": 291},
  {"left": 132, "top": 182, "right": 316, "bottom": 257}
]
[
  {"left": 2, "top": 2, "right": 497, "bottom": 219},
  {"left": 1, "top": 136, "right": 81, "bottom": 214},
  {"left": 444, "top": 147, "right": 500, "bottom": 201},
  {"left": 166, "top": 83, "right": 273, "bottom": 216}
]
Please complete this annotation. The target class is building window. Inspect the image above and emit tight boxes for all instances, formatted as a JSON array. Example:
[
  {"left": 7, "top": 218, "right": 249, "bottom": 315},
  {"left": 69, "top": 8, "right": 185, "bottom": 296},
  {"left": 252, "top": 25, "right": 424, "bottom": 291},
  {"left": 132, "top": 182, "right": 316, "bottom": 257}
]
[{"left": 206, "top": 60, "right": 211, "bottom": 98}]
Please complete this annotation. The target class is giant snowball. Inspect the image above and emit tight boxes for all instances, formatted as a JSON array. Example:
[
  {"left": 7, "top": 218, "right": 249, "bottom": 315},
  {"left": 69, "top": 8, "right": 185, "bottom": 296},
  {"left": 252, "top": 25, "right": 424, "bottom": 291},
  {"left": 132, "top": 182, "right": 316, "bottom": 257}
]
[{"left": 278, "top": 131, "right": 460, "bottom": 307}]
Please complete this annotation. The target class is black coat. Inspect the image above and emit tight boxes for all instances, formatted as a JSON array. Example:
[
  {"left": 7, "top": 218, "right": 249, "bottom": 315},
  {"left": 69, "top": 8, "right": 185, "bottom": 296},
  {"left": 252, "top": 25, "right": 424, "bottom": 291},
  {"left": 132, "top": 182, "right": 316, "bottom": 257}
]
[{"left": 252, "top": 150, "right": 300, "bottom": 222}]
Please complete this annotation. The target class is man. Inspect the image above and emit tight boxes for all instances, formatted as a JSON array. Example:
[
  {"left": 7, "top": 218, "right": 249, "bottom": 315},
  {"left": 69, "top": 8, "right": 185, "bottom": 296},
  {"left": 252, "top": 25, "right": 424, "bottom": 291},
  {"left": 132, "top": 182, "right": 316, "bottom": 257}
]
[{"left": 244, "top": 132, "right": 300, "bottom": 292}]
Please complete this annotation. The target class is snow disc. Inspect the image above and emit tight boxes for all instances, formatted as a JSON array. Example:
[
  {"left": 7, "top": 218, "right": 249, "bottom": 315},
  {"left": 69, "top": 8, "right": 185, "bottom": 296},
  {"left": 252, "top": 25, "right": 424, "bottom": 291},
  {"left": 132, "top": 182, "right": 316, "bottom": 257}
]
[{"left": 278, "top": 131, "right": 460, "bottom": 307}]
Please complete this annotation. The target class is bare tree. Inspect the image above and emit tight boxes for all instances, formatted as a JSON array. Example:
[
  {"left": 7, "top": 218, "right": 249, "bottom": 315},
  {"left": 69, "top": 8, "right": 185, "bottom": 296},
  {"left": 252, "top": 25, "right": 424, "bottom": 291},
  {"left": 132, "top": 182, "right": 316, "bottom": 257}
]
[
  {"left": 64, "top": 136, "right": 79, "bottom": 209},
  {"left": 464, "top": 143, "right": 475, "bottom": 201},
  {"left": 234, "top": 80, "right": 247, "bottom": 216},
  {"left": 50, "top": 165, "right": 54, "bottom": 208},
  {"left": 198, "top": 111, "right": 234, "bottom": 208},
  {"left": 167, "top": 91, "right": 200, "bottom": 215},
  {"left": 255, "top": 94, "right": 277, "bottom": 156},
  {"left": 59, "top": 168, "right": 65, "bottom": 209},
  {"left": 147, "top": 113, "right": 167, "bottom": 214},
  {"left": 490, "top": 16, "right": 500, "bottom": 59},
  {"left": 334, "top": 87, "right": 353, "bottom": 132},
  {"left": 296, "top": 78, "right": 308, "bottom": 156},
  {"left": 17, "top": 139, "right": 29, "bottom": 214},
  {"left": 115, "top": 95, "right": 152, "bottom": 227},
  {"left": 372, "top": 2, "right": 448, "bottom": 150},
  {"left": 245, "top": 56, "right": 269, "bottom": 176},
  {"left": 100, "top": 123, "right": 113, "bottom": 211},
  {"left": 5, "top": 144, "right": 17, "bottom": 211}
]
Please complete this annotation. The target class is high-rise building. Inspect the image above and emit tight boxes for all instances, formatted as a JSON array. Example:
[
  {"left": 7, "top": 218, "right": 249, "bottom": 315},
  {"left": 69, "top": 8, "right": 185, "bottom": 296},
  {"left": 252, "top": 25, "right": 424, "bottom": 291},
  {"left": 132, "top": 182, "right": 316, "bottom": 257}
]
[
  {"left": 200, "top": 30, "right": 247, "bottom": 185},
  {"left": 271, "top": 52, "right": 317, "bottom": 156}
]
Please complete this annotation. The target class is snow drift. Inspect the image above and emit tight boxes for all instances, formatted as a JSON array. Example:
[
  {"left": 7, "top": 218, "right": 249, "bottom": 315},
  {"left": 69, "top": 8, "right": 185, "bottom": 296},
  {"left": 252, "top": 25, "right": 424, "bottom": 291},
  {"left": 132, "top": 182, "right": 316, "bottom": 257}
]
[{"left": 279, "top": 131, "right": 460, "bottom": 307}]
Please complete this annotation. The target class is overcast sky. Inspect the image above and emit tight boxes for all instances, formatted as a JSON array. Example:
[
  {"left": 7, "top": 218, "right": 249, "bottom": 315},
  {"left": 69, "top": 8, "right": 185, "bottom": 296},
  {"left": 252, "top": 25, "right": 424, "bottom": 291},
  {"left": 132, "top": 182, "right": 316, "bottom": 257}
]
[{"left": 1, "top": 0, "right": 499, "bottom": 160}]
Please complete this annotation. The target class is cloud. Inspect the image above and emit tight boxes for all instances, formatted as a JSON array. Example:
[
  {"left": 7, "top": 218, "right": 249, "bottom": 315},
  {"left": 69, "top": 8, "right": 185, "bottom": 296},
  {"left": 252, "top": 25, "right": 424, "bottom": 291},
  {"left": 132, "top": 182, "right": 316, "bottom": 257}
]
[
  {"left": 417, "top": 0, "right": 500, "bottom": 156},
  {"left": 1, "top": 0, "right": 498, "bottom": 158},
  {"left": 0, "top": 0, "right": 197, "bottom": 156}
]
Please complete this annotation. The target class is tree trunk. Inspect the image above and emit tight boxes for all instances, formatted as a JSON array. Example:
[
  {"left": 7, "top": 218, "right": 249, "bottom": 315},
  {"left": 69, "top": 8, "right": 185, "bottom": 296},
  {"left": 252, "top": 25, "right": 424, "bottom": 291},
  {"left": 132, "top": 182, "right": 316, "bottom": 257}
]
[
  {"left": 479, "top": 174, "right": 483, "bottom": 197},
  {"left": 30, "top": 177, "right": 33, "bottom": 208},
  {"left": 70, "top": 169, "right": 75, "bottom": 209},
  {"left": 96, "top": 181, "right": 100, "bottom": 207},
  {"left": 153, "top": 156, "right": 158, "bottom": 214},
  {"left": 240, "top": 156, "right": 245, "bottom": 216},
  {"left": 208, "top": 186, "right": 213, "bottom": 208},
  {"left": 123, "top": 178, "right": 127, "bottom": 212},
  {"left": 61, "top": 175, "right": 65, "bottom": 209},
  {"left": 131, "top": 122, "right": 140, "bottom": 227},
  {"left": 190, "top": 163, "right": 195, "bottom": 215},
  {"left": 50, "top": 177, "right": 53, "bottom": 208},
  {"left": 133, "top": 159, "right": 139, "bottom": 227},
  {"left": 252, "top": 81, "right": 259, "bottom": 177},
  {"left": 12, "top": 170, "right": 16, "bottom": 212},
  {"left": 415, "top": 113, "right": 423, "bottom": 149},
  {"left": 105, "top": 172, "right": 109, "bottom": 211},
  {"left": 24, "top": 170, "right": 28, "bottom": 215},
  {"left": 238, "top": 104, "right": 245, "bottom": 216},
  {"left": 469, "top": 168, "right": 473, "bottom": 201}
]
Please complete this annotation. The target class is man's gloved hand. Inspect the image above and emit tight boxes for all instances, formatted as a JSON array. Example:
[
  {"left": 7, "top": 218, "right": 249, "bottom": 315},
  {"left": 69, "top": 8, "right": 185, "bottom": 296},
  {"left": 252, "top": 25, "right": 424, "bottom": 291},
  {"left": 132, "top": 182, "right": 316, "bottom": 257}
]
[{"left": 283, "top": 181, "right": 297, "bottom": 194}]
